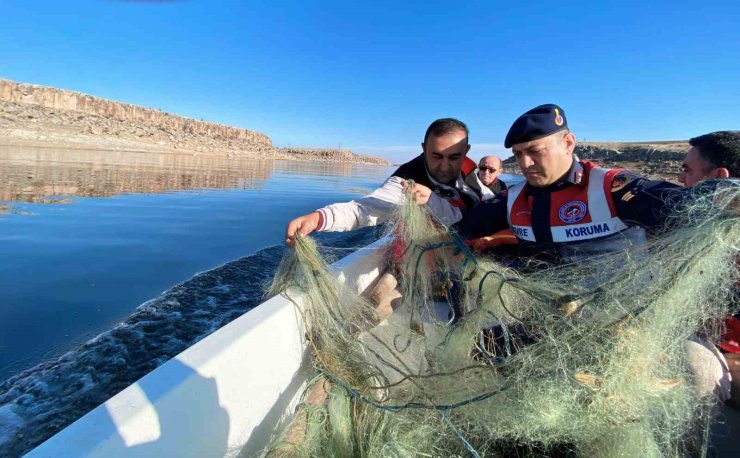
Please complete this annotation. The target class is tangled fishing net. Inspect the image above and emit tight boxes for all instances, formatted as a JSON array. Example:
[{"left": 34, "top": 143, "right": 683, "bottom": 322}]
[{"left": 264, "top": 181, "right": 739, "bottom": 457}]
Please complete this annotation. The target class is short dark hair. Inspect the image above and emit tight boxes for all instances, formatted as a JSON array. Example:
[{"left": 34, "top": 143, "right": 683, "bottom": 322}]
[
  {"left": 423, "top": 118, "right": 469, "bottom": 144},
  {"left": 689, "top": 131, "right": 740, "bottom": 177}
]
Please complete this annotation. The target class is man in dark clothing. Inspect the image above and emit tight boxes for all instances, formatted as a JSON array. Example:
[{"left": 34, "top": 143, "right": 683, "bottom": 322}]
[
  {"left": 677, "top": 130, "right": 740, "bottom": 403},
  {"left": 679, "top": 131, "right": 740, "bottom": 188},
  {"left": 477, "top": 155, "right": 508, "bottom": 196}
]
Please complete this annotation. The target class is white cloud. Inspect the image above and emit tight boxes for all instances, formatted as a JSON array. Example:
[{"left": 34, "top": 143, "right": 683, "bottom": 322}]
[{"left": 350, "top": 143, "right": 512, "bottom": 164}]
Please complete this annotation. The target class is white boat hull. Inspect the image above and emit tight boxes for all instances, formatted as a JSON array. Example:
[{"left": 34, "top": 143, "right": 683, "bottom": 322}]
[{"left": 26, "top": 240, "right": 388, "bottom": 457}]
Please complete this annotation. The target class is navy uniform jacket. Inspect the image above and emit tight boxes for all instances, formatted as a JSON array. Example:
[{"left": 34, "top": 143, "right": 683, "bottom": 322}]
[{"left": 455, "top": 165, "right": 683, "bottom": 262}]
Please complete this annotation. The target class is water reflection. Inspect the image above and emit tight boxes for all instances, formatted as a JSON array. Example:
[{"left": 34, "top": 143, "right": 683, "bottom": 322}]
[
  {"left": 0, "top": 147, "right": 392, "bottom": 455},
  {"left": 0, "top": 146, "right": 316, "bottom": 203},
  {"left": 271, "top": 158, "right": 376, "bottom": 178}
]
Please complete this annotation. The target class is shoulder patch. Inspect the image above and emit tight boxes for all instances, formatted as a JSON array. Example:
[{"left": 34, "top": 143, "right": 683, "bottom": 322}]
[{"left": 611, "top": 174, "right": 629, "bottom": 192}]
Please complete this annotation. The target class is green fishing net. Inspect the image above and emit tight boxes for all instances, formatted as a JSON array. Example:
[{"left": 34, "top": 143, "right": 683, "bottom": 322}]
[{"left": 264, "top": 182, "right": 739, "bottom": 457}]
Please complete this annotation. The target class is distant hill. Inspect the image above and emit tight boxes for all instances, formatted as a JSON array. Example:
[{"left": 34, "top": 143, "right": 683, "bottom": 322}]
[
  {"left": 0, "top": 79, "right": 388, "bottom": 165},
  {"left": 503, "top": 140, "right": 687, "bottom": 181}
]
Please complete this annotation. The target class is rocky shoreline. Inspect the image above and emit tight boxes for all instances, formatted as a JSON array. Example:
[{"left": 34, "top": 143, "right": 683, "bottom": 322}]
[
  {"left": 504, "top": 140, "right": 688, "bottom": 181},
  {"left": 1, "top": 79, "right": 692, "bottom": 174},
  {"left": 0, "top": 79, "right": 388, "bottom": 165}
]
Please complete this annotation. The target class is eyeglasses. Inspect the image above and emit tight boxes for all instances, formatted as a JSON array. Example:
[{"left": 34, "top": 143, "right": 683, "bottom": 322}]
[{"left": 478, "top": 166, "right": 498, "bottom": 173}]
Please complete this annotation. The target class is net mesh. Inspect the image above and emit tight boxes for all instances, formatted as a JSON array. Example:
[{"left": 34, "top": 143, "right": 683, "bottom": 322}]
[{"left": 263, "top": 182, "right": 739, "bottom": 457}]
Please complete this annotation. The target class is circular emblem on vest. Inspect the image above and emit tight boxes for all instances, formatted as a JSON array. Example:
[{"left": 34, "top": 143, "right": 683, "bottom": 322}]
[{"left": 559, "top": 201, "right": 587, "bottom": 223}]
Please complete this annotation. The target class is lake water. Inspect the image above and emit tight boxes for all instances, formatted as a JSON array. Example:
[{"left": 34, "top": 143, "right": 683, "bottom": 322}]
[
  {"left": 0, "top": 146, "right": 395, "bottom": 456},
  {"left": 0, "top": 147, "right": 392, "bottom": 380},
  {"left": 0, "top": 146, "right": 521, "bottom": 456}
]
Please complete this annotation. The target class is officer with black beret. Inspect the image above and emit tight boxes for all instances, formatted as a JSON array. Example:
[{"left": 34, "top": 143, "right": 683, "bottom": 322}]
[
  {"left": 408, "top": 104, "right": 732, "bottom": 402},
  {"left": 444, "top": 103, "right": 684, "bottom": 263}
]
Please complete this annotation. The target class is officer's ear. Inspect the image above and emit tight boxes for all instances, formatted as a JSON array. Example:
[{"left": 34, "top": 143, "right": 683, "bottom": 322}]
[
  {"left": 714, "top": 167, "right": 731, "bottom": 179},
  {"left": 562, "top": 131, "right": 577, "bottom": 155},
  {"left": 465, "top": 143, "right": 471, "bottom": 155}
]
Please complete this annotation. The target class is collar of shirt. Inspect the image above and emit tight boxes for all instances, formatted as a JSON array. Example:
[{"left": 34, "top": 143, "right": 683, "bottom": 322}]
[
  {"left": 565, "top": 160, "right": 585, "bottom": 186},
  {"left": 424, "top": 164, "right": 481, "bottom": 204},
  {"left": 525, "top": 159, "right": 585, "bottom": 196}
]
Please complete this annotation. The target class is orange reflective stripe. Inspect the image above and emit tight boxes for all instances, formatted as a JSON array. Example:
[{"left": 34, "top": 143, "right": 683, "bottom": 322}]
[{"left": 468, "top": 229, "right": 518, "bottom": 253}]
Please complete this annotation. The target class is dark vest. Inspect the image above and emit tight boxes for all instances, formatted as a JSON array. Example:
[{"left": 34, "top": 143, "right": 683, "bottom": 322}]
[
  {"left": 487, "top": 179, "right": 508, "bottom": 195},
  {"left": 391, "top": 154, "right": 478, "bottom": 208}
]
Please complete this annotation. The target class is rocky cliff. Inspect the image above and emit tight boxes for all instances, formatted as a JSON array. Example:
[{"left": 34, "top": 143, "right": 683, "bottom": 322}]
[
  {"left": 575, "top": 141, "right": 688, "bottom": 161},
  {"left": 0, "top": 79, "right": 271, "bottom": 145},
  {"left": 0, "top": 79, "right": 388, "bottom": 165},
  {"left": 502, "top": 141, "right": 688, "bottom": 181},
  {"left": 279, "top": 147, "right": 386, "bottom": 164}
]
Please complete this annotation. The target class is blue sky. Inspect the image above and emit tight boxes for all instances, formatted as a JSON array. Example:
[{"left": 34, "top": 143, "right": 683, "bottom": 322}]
[{"left": 1, "top": 0, "right": 738, "bottom": 162}]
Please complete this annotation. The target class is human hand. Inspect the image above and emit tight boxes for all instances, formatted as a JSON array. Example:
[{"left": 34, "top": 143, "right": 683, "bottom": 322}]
[
  {"left": 285, "top": 211, "right": 321, "bottom": 247},
  {"left": 401, "top": 180, "right": 432, "bottom": 205}
]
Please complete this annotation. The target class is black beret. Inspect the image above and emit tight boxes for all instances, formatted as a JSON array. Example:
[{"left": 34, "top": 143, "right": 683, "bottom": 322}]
[{"left": 504, "top": 104, "right": 568, "bottom": 148}]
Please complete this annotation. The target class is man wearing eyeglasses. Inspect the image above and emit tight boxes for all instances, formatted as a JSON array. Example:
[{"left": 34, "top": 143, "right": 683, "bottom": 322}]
[{"left": 477, "top": 155, "right": 507, "bottom": 197}]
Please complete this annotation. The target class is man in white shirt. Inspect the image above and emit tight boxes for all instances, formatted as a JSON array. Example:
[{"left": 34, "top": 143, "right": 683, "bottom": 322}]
[{"left": 285, "top": 118, "right": 485, "bottom": 246}]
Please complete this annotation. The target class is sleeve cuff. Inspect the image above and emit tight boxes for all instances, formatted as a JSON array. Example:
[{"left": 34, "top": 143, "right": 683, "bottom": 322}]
[{"left": 316, "top": 208, "right": 329, "bottom": 231}]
